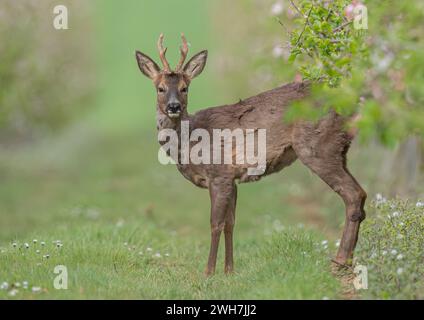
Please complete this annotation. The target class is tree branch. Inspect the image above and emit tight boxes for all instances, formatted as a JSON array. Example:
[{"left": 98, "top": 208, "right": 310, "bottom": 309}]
[{"left": 295, "top": 5, "right": 313, "bottom": 46}]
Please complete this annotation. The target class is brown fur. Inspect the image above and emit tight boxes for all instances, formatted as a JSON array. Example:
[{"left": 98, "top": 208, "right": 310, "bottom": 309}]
[{"left": 136, "top": 36, "right": 366, "bottom": 275}]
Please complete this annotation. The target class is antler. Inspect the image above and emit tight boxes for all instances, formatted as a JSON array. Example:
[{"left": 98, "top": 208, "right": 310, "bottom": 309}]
[
  {"left": 157, "top": 33, "right": 171, "bottom": 72},
  {"left": 175, "top": 33, "right": 189, "bottom": 72}
]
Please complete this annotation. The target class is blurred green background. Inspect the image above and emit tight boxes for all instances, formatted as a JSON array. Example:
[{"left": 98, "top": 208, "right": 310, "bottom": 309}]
[{"left": 0, "top": 0, "right": 423, "bottom": 299}]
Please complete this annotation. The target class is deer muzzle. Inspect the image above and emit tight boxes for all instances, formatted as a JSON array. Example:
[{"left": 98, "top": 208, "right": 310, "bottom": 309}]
[{"left": 166, "top": 102, "right": 182, "bottom": 118}]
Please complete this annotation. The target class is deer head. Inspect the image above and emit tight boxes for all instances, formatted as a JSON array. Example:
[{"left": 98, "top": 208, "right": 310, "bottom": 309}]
[{"left": 135, "top": 34, "right": 208, "bottom": 119}]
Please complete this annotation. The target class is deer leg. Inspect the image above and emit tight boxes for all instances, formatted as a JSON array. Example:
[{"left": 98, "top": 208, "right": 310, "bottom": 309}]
[
  {"left": 224, "top": 185, "right": 237, "bottom": 274},
  {"left": 206, "top": 179, "right": 236, "bottom": 276},
  {"left": 293, "top": 143, "right": 366, "bottom": 266},
  {"left": 302, "top": 164, "right": 366, "bottom": 265},
  {"left": 333, "top": 169, "right": 367, "bottom": 265}
]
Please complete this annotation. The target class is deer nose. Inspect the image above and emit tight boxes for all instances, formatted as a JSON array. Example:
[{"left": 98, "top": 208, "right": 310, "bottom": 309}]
[{"left": 166, "top": 102, "right": 181, "bottom": 114}]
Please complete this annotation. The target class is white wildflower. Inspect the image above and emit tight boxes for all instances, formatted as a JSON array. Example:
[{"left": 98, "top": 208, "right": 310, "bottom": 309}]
[
  {"left": 396, "top": 254, "right": 403, "bottom": 260},
  {"left": 321, "top": 240, "right": 328, "bottom": 246},
  {"left": 33, "top": 239, "right": 38, "bottom": 244},
  {"left": 322, "top": 296, "right": 330, "bottom": 300},
  {"left": 270, "top": 1, "right": 284, "bottom": 16},
  {"left": 397, "top": 268, "right": 403, "bottom": 275},
  {"left": 391, "top": 249, "right": 398, "bottom": 256},
  {"left": 154, "top": 252, "right": 161, "bottom": 258},
  {"left": 146, "top": 247, "right": 153, "bottom": 252},
  {"left": 382, "top": 250, "right": 387, "bottom": 256},
  {"left": 391, "top": 211, "right": 400, "bottom": 218},
  {"left": 41, "top": 241, "right": 45, "bottom": 246},
  {"left": 0, "top": 282, "right": 9, "bottom": 290},
  {"left": 32, "top": 286, "right": 42, "bottom": 293},
  {"left": 375, "top": 193, "right": 387, "bottom": 204},
  {"left": 416, "top": 201, "right": 424, "bottom": 208},
  {"left": 8, "top": 289, "right": 18, "bottom": 296},
  {"left": 24, "top": 243, "right": 29, "bottom": 249},
  {"left": 22, "top": 281, "right": 28, "bottom": 289},
  {"left": 272, "top": 45, "right": 284, "bottom": 58}
]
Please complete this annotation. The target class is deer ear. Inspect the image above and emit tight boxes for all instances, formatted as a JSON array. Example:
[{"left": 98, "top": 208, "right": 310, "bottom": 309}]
[
  {"left": 135, "top": 51, "right": 161, "bottom": 79},
  {"left": 183, "top": 50, "right": 208, "bottom": 80}
]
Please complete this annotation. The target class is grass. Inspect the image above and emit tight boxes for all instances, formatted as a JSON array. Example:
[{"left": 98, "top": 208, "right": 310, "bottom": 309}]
[
  {"left": 1, "top": 0, "right": 423, "bottom": 300},
  {"left": 0, "top": 127, "right": 342, "bottom": 299},
  {"left": 356, "top": 198, "right": 424, "bottom": 299}
]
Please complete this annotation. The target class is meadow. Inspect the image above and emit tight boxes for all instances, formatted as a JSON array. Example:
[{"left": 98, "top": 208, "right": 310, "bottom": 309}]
[{"left": 1, "top": 0, "right": 423, "bottom": 299}]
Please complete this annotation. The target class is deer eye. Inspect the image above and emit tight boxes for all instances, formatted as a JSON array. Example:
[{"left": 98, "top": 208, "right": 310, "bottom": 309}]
[
  {"left": 181, "top": 87, "right": 188, "bottom": 93},
  {"left": 158, "top": 87, "right": 165, "bottom": 93}
]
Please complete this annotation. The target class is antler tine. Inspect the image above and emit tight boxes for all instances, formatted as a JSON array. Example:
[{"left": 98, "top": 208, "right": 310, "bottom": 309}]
[
  {"left": 157, "top": 33, "right": 171, "bottom": 72},
  {"left": 175, "top": 33, "right": 189, "bottom": 72}
]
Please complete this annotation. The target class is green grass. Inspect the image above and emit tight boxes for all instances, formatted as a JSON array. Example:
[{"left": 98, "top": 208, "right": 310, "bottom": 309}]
[
  {"left": 0, "top": 1, "right": 345, "bottom": 299},
  {"left": 2, "top": 0, "right": 422, "bottom": 300},
  {"left": 0, "top": 127, "right": 342, "bottom": 299}
]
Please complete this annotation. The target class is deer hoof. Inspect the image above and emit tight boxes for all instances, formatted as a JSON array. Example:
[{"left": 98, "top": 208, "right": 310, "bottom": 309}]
[
  {"left": 204, "top": 269, "right": 215, "bottom": 277},
  {"left": 331, "top": 257, "right": 352, "bottom": 269},
  {"left": 224, "top": 267, "right": 234, "bottom": 275}
]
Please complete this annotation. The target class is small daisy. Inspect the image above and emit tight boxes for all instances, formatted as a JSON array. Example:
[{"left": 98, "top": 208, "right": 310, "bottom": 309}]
[
  {"left": 397, "top": 268, "right": 403, "bottom": 275},
  {"left": 146, "top": 247, "right": 153, "bottom": 252},
  {"left": 33, "top": 239, "right": 38, "bottom": 244},
  {"left": 32, "top": 286, "right": 42, "bottom": 293},
  {"left": 391, "top": 249, "right": 398, "bottom": 256},
  {"left": 24, "top": 243, "right": 29, "bottom": 249},
  {"left": 154, "top": 252, "right": 162, "bottom": 258},
  {"left": 41, "top": 241, "right": 46, "bottom": 246},
  {"left": 416, "top": 201, "right": 424, "bottom": 208},
  {"left": 0, "top": 282, "right": 9, "bottom": 290},
  {"left": 396, "top": 254, "right": 403, "bottom": 260},
  {"left": 8, "top": 289, "right": 18, "bottom": 296}
]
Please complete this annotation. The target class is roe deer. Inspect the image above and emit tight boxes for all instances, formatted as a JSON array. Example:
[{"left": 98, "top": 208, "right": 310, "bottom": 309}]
[{"left": 135, "top": 34, "right": 366, "bottom": 275}]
